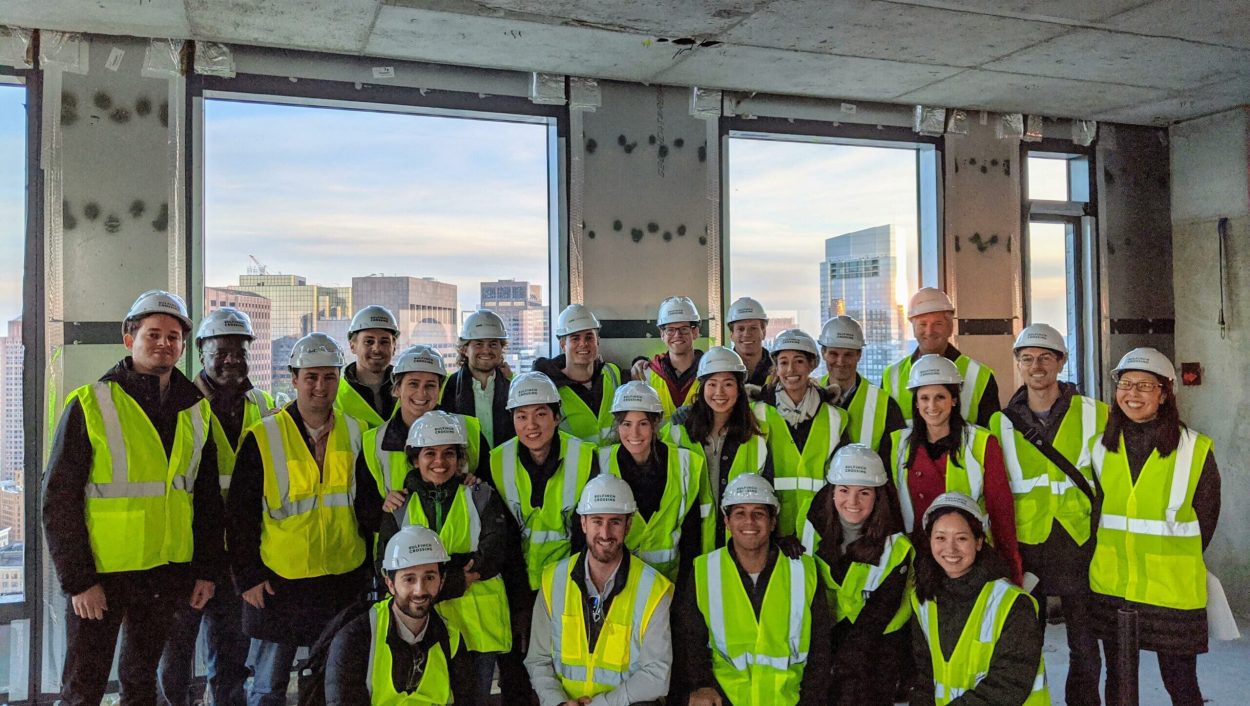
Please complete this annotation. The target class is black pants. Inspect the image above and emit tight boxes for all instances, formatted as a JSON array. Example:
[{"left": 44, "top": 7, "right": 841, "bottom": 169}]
[
  {"left": 1038, "top": 592, "right": 1102, "bottom": 706},
  {"left": 1102, "top": 639, "right": 1202, "bottom": 706},
  {"left": 61, "top": 572, "right": 187, "bottom": 706}
]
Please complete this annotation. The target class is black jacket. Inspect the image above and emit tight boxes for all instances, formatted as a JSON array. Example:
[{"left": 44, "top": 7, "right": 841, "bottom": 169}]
[
  {"left": 226, "top": 403, "right": 384, "bottom": 644},
  {"left": 325, "top": 602, "right": 473, "bottom": 705},
  {"left": 671, "top": 544, "right": 832, "bottom": 705},
  {"left": 910, "top": 562, "right": 1043, "bottom": 706},
  {"left": 439, "top": 368, "right": 514, "bottom": 447},
  {"left": 42, "top": 358, "right": 224, "bottom": 596}
]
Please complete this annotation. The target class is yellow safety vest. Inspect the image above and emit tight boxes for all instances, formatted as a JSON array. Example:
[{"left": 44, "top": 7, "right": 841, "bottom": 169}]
[
  {"left": 911, "top": 579, "right": 1050, "bottom": 705},
  {"left": 249, "top": 408, "right": 365, "bottom": 579},
  {"left": 839, "top": 377, "right": 893, "bottom": 450},
  {"left": 891, "top": 426, "right": 993, "bottom": 534},
  {"left": 367, "top": 598, "right": 459, "bottom": 705},
  {"left": 363, "top": 413, "right": 483, "bottom": 497},
  {"left": 74, "top": 381, "right": 211, "bottom": 573},
  {"left": 694, "top": 549, "right": 817, "bottom": 706},
  {"left": 394, "top": 486, "right": 511, "bottom": 653},
  {"left": 336, "top": 376, "right": 396, "bottom": 429},
  {"left": 664, "top": 421, "right": 770, "bottom": 553},
  {"left": 213, "top": 388, "right": 274, "bottom": 498},
  {"left": 489, "top": 432, "right": 595, "bottom": 589},
  {"left": 764, "top": 400, "right": 849, "bottom": 536},
  {"left": 559, "top": 363, "right": 620, "bottom": 444},
  {"left": 805, "top": 530, "right": 913, "bottom": 632},
  {"left": 646, "top": 368, "right": 700, "bottom": 420},
  {"left": 882, "top": 354, "right": 993, "bottom": 425},
  {"left": 597, "top": 442, "right": 704, "bottom": 580},
  {"left": 1088, "top": 428, "right": 1211, "bottom": 610},
  {"left": 540, "top": 554, "right": 672, "bottom": 700},
  {"left": 991, "top": 396, "right": 1107, "bottom": 545}
]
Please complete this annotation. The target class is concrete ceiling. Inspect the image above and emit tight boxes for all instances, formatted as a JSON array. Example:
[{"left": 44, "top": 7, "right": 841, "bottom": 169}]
[{"left": 3, "top": 0, "right": 1248, "bottom": 126}]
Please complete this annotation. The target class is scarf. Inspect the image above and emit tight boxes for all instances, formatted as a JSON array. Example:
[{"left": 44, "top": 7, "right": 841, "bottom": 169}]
[{"left": 774, "top": 383, "right": 823, "bottom": 426}]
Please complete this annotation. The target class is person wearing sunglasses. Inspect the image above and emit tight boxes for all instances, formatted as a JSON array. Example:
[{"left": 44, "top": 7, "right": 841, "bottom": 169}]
[{"left": 1086, "top": 347, "right": 1221, "bottom": 706}]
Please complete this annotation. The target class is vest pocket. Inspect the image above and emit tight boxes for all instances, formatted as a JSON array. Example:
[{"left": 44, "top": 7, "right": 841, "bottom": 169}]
[{"left": 87, "top": 507, "right": 147, "bottom": 571}]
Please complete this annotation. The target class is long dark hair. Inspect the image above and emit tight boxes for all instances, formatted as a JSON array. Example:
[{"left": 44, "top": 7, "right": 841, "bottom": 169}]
[
  {"left": 815, "top": 483, "right": 904, "bottom": 566},
  {"left": 912, "top": 506, "right": 1009, "bottom": 602},
  {"left": 608, "top": 410, "right": 664, "bottom": 454},
  {"left": 906, "top": 383, "right": 965, "bottom": 466},
  {"left": 1102, "top": 374, "right": 1183, "bottom": 456},
  {"left": 683, "top": 373, "right": 762, "bottom": 445}
]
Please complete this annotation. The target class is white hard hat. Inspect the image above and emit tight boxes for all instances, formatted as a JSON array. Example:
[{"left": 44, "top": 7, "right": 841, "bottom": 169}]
[
  {"left": 907, "top": 288, "right": 955, "bottom": 318},
  {"left": 349, "top": 305, "right": 399, "bottom": 336},
  {"left": 656, "top": 296, "right": 701, "bottom": 328},
  {"left": 576, "top": 474, "right": 638, "bottom": 515},
  {"left": 726, "top": 297, "right": 768, "bottom": 324},
  {"left": 1112, "top": 347, "right": 1175, "bottom": 382},
  {"left": 126, "top": 289, "right": 193, "bottom": 332},
  {"left": 610, "top": 380, "right": 664, "bottom": 414},
  {"left": 392, "top": 344, "right": 447, "bottom": 380},
  {"left": 721, "top": 473, "right": 779, "bottom": 510},
  {"left": 196, "top": 307, "right": 255, "bottom": 342},
  {"left": 289, "top": 332, "right": 344, "bottom": 369},
  {"left": 826, "top": 444, "right": 887, "bottom": 487},
  {"left": 1014, "top": 323, "right": 1067, "bottom": 356},
  {"left": 406, "top": 410, "right": 468, "bottom": 450},
  {"left": 697, "top": 346, "right": 748, "bottom": 379},
  {"left": 460, "top": 310, "right": 509, "bottom": 341},
  {"left": 907, "top": 354, "right": 962, "bottom": 389},
  {"left": 506, "top": 371, "right": 562, "bottom": 410},
  {"left": 382, "top": 525, "right": 450, "bottom": 571},
  {"left": 555, "top": 303, "right": 601, "bottom": 337},
  {"left": 771, "top": 328, "right": 819, "bottom": 358},
  {"left": 818, "top": 316, "right": 864, "bottom": 351},
  {"left": 922, "top": 491, "right": 987, "bottom": 532}
]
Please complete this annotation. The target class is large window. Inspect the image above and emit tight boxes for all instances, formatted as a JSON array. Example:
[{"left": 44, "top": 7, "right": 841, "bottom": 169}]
[
  {"left": 1026, "top": 153, "right": 1095, "bottom": 388},
  {"left": 727, "top": 133, "right": 933, "bottom": 382},
  {"left": 201, "top": 99, "right": 555, "bottom": 399}
]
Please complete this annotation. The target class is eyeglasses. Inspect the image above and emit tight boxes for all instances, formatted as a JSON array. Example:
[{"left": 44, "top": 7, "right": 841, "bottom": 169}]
[
  {"left": 661, "top": 325, "right": 695, "bottom": 338},
  {"left": 1016, "top": 353, "right": 1059, "bottom": 367},
  {"left": 1115, "top": 379, "right": 1163, "bottom": 393}
]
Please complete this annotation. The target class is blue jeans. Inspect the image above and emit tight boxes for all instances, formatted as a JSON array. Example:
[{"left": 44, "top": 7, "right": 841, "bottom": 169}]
[
  {"left": 158, "top": 588, "right": 250, "bottom": 706},
  {"left": 246, "top": 640, "right": 300, "bottom": 706}
]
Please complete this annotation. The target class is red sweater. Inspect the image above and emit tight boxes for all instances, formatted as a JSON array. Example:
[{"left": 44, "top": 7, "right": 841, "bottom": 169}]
[{"left": 905, "top": 435, "right": 1023, "bottom": 585}]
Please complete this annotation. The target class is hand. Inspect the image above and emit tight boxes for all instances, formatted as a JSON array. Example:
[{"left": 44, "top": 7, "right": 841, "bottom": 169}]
[
  {"left": 689, "top": 688, "right": 723, "bottom": 706},
  {"left": 242, "top": 580, "right": 274, "bottom": 609},
  {"left": 630, "top": 359, "right": 650, "bottom": 381},
  {"left": 71, "top": 584, "right": 107, "bottom": 620},
  {"left": 381, "top": 489, "right": 409, "bottom": 513},
  {"left": 775, "top": 534, "right": 807, "bottom": 559},
  {"left": 498, "top": 360, "right": 514, "bottom": 380},
  {"left": 463, "top": 559, "right": 481, "bottom": 590},
  {"left": 189, "top": 579, "right": 215, "bottom": 609},
  {"left": 462, "top": 473, "right": 483, "bottom": 487}
]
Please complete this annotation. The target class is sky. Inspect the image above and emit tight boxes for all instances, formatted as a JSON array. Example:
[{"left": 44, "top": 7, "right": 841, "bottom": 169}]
[{"left": 0, "top": 85, "right": 25, "bottom": 324}]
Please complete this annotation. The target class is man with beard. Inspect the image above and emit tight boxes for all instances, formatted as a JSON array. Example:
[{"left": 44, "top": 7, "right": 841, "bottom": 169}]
[
  {"left": 159, "top": 307, "right": 273, "bottom": 706},
  {"left": 526, "top": 474, "right": 674, "bottom": 705},
  {"left": 43, "top": 290, "right": 223, "bottom": 705},
  {"left": 337, "top": 305, "right": 400, "bottom": 428},
  {"left": 440, "top": 309, "right": 515, "bottom": 447},
  {"left": 325, "top": 525, "right": 474, "bottom": 704},
  {"left": 533, "top": 304, "right": 621, "bottom": 444}
]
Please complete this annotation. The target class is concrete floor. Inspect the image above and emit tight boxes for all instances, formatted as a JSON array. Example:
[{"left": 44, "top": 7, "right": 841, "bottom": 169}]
[{"left": 1040, "top": 619, "right": 1249, "bottom": 705}]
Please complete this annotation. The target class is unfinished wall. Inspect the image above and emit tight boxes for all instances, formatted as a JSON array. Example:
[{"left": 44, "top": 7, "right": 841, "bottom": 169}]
[
  {"left": 1169, "top": 107, "right": 1250, "bottom": 616},
  {"left": 1096, "top": 124, "right": 1175, "bottom": 384},
  {"left": 942, "top": 119, "right": 1022, "bottom": 404}
]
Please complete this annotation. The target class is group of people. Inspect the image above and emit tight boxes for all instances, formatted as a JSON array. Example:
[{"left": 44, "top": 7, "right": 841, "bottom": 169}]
[{"left": 40, "top": 285, "right": 1220, "bottom": 706}]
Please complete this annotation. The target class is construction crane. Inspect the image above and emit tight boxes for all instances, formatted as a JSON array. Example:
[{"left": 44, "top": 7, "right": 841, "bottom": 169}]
[{"left": 247, "top": 255, "right": 269, "bottom": 275}]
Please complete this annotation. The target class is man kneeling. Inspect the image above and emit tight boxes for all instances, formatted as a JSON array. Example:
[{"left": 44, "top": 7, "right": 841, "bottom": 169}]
[{"left": 325, "top": 526, "right": 472, "bottom": 704}]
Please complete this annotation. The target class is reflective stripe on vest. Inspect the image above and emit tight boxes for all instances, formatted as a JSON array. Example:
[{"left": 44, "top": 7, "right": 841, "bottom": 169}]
[
  {"left": 491, "top": 432, "right": 592, "bottom": 589},
  {"left": 598, "top": 443, "right": 699, "bottom": 579},
  {"left": 892, "top": 426, "right": 989, "bottom": 532},
  {"left": 1088, "top": 428, "right": 1210, "bottom": 609},
  {"left": 559, "top": 363, "right": 619, "bottom": 443},
  {"left": 542, "top": 555, "right": 671, "bottom": 699},
  {"left": 367, "top": 599, "right": 455, "bottom": 704},
  {"left": 335, "top": 376, "right": 388, "bottom": 429},
  {"left": 76, "top": 382, "right": 210, "bottom": 572},
  {"left": 812, "top": 532, "right": 914, "bottom": 632},
  {"left": 769, "top": 401, "right": 847, "bottom": 536},
  {"left": 696, "top": 549, "right": 815, "bottom": 705},
  {"left": 647, "top": 368, "right": 699, "bottom": 420},
  {"left": 845, "top": 378, "right": 889, "bottom": 449},
  {"left": 913, "top": 579, "right": 1049, "bottom": 706},
  {"left": 217, "top": 389, "right": 273, "bottom": 494}
]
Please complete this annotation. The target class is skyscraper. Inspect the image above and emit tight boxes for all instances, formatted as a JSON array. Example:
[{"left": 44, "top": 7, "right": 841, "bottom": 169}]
[
  {"left": 204, "top": 287, "right": 274, "bottom": 392},
  {"left": 351, "top": 275, "right": 459, "bottom": 365},
  {"left": 228, "top": 274, "right": 351, "bottom": 340},
  {"left": 819, "top": 225, "right": 908, "bottom": 383},
  {"left": 0, "top": 318, "right": 21, "bottom": 486}
]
